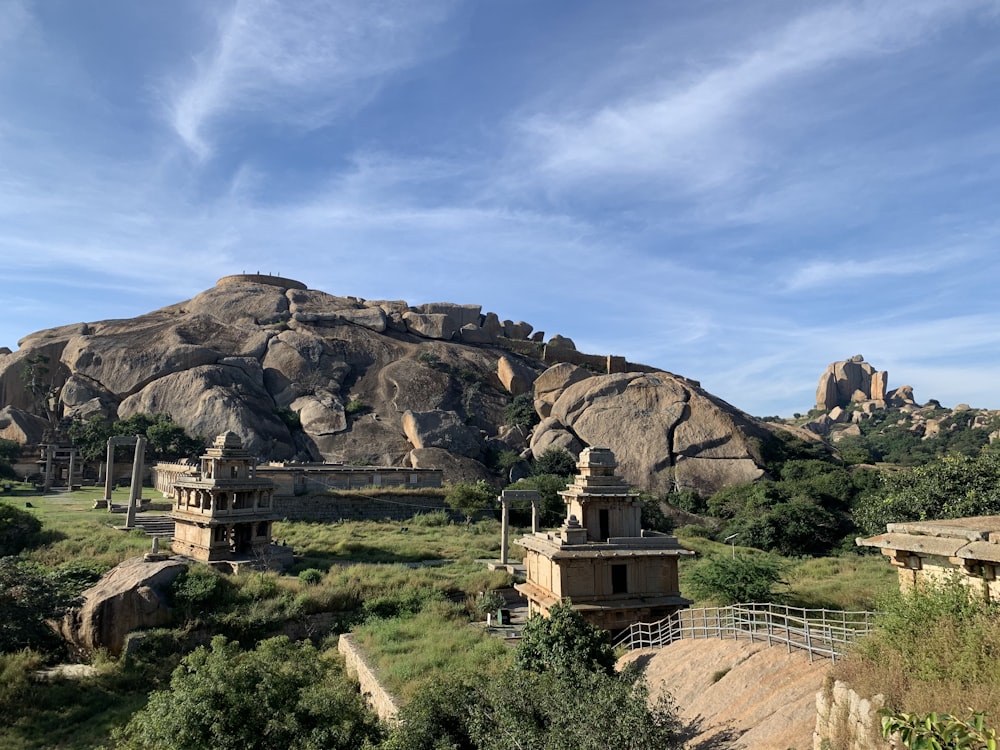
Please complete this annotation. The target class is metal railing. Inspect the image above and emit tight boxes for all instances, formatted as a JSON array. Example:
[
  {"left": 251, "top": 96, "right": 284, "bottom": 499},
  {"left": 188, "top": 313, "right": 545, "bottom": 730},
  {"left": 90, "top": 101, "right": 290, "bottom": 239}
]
[{"left": 613, "top": 603, "right": 876, "bottom": 663}]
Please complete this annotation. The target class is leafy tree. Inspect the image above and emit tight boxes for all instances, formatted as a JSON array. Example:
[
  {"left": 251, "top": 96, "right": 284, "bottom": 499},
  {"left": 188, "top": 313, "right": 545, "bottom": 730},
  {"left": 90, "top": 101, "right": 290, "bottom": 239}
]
[
  {"left": 68, "top": 412, "right": 204, "bottom": 465},
  {"left": 503, "top": 392, "right": 539, "bottom": 429},
  {"left": 112, "top": 635, "right": 384, "bottom": 750},
  {"left": 0, "top": 503, "right": 42, "bottom": 556},
  {"left": 515, "top": 599, "right": 616, "bottom": 677},
  {"left": 444, "top": 480, "right": 495, "bottom": 523},
  {"left": 531, "top": 447, "right": 577, "bottom": 478},
  {"left": 685, "top": 554, "right": 785, "bottom": 605},
  {"left": 0, "top": 439, "right": 18, "bottom": 479},
  {"left": 385, "top": 663, "right": 684, "bottom": 750},
  {"left": 0, "top": 558, "right": 77, "bottom": 653},
  {"left": 507, "top": 473, "right": 567, "bottom": 526},
  {"left": 854, "top": 451, "right": 1000, "bottom": 536}
]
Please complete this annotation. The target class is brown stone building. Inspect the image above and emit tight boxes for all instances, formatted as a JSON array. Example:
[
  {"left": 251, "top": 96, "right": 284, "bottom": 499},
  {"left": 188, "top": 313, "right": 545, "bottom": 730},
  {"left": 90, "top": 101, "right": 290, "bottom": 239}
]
[
  {"left": 171, "top": 432, "right": 284, "bottom": 566},
  {"left": 515, "top": 447, "right": 693, "bottom": 632},
  {"left": 858, "top": 516, "right": 1000, "bottom": 600}
]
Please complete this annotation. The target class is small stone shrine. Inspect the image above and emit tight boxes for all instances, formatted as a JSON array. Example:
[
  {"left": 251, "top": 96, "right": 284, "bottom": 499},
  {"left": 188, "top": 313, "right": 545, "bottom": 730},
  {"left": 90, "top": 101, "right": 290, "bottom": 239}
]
[
  {"left": 515, "top": 447, "right": 693, "bottom": 633},
  {"left": 171, "top": 432, "right": 286, "bottom": 568}
]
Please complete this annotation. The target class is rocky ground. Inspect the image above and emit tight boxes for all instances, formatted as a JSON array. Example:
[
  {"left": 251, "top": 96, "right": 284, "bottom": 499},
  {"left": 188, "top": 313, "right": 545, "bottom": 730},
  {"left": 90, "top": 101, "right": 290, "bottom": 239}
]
[{"left": 621, "top": 639, "right": 830, "bottom": 750}]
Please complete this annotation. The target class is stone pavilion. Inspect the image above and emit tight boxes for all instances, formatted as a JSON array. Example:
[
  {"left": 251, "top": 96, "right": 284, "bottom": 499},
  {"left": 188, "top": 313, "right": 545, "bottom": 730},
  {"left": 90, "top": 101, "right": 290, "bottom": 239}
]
[
  {"left": 171, "top": 432, "right": 286, "bottom": 567},
  {"left": 515, "top": 447, "right": 693, "bottom": 632}
]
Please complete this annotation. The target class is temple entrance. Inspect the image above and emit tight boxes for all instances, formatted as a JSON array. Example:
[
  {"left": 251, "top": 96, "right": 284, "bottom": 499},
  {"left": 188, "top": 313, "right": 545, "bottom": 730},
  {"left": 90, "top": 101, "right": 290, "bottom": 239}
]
[{"left": 234, "top": 524, "right": 252, "bottom": 554}]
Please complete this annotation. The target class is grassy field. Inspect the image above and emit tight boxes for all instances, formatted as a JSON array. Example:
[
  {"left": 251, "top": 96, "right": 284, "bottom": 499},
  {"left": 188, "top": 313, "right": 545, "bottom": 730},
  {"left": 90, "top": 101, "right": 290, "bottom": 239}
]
[{"left": 0, "top": 484, "right": 901, "bottom": 749}]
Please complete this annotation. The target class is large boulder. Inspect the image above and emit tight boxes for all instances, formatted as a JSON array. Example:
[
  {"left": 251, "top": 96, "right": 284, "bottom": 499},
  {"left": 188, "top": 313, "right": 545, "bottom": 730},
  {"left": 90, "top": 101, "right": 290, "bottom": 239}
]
[
  {"left": 0, "top": 406, "right": 48, "bottom": 445},
  {"left": 409, "top": 447, "right": 494, "bottom": 484},
  {"left": 532, "top": 363, "right": 592, "bottom": 419},
  {"left": 61, "top": 556, "right": 188, "bottom": 656},
  {"left": 402, "top": 410, "right": 483, "bottom": 459},
  {"left": 815, "top": 355, "right": 889, "bottom": 410},
  {"left": 496, "top": 355, "right": 537, "bottom": 396},
  {"left": 548, "top": 372, "right": 767, "bottom": 496},
  {"left": 529, "top": 416, "right": 584, "bottom": 457}
]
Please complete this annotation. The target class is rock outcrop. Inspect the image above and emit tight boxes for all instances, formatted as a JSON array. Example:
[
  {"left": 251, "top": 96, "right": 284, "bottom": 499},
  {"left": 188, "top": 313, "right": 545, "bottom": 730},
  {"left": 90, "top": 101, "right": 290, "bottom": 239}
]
[
  {"left": 815, "top": 355, "right": 889, "bottom": 411},
  {"left": 0, "top": 274, "right": 775, "bottom": 493},
  {"left": 61, "top": 556, "right": 188, "bottom": 656},
  {"left": 531, "top": 368, "right": 769, "bottom": 496}
]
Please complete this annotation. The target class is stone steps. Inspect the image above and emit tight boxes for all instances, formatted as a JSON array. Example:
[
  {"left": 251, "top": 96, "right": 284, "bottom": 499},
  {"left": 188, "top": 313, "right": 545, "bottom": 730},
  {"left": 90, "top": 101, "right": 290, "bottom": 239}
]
[{"left": 130, "top": 516, "right": 175, "bottom": 538}]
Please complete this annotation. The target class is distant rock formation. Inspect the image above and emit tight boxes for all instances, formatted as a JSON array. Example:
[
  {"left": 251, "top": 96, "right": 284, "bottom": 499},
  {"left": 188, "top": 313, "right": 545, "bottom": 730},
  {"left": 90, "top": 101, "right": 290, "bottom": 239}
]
[{"left": 815, "top": 355, "right": 889, "bottom": 410}]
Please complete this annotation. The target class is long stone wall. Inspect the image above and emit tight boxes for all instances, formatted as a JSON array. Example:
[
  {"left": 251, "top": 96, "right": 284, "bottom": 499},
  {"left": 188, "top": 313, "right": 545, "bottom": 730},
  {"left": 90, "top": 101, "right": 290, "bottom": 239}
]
[
  {"left": 273, "top": 491, "right": 448, "bottom": 522},
  {"left": 338, "top": 633, "right": 400, "bottom": 722},
  {"left": 814, "top": 679, "right": 888, "bottom": 750}
]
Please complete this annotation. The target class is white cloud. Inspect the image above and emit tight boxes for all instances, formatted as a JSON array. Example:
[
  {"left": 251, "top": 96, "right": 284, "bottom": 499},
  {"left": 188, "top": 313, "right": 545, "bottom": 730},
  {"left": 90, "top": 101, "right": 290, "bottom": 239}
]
[
  {"left": 167, "top": 0, "right": 458, "bottom": 158},
  {"left": 517, "top": 0, "right": 994, "bottom": 193}
]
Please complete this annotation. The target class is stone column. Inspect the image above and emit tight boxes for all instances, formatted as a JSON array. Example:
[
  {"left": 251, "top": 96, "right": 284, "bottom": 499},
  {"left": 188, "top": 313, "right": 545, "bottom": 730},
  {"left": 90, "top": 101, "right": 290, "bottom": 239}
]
[
  {"left": 500, "top": 494, "right": 509, "bottom": 565},
  {"left": 531, "top": 496, "right": 540, "bottom": 533},
  {"left": 42, "top": 445, "right": 53, "bottom": 493},
  {"left": 124, "top": 436, "right": 146, "bottom": 529},
  {"left": 101, "top": 439, "right": 115, "bottom": 508},
  {"left": 67, "top": 448, "right": 76, "bottom": 490}
]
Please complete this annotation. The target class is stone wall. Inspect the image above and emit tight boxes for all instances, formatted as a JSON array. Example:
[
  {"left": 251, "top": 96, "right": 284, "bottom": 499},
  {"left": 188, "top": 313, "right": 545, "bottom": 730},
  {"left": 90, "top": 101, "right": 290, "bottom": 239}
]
[
  {"left": 814, "top": 679, "right": 888, "bottom": 750},
  {"left": 338, "top": 633, "right": 400, "bottom": 722},
  {"left": 273, "top": 491, "right": 448, "bottom": 522}
]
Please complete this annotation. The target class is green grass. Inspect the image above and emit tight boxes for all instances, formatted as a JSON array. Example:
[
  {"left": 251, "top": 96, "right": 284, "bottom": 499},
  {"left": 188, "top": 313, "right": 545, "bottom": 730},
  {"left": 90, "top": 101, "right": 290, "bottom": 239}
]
[{"left": 353, "top": 599, "right": 512, "bottom": 702}]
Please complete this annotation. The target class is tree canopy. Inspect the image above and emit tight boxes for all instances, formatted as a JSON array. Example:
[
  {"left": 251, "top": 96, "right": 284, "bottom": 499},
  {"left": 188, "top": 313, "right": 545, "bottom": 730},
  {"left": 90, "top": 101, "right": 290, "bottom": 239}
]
[
  {"left": 112, "top": 635, "right": 384, "bottom": 750},
  {"left": 515, "top": 600, "right": 616, "bottom": 677},
  {"left": 685, "top": 554, "right": 786, "bottom": 605}
]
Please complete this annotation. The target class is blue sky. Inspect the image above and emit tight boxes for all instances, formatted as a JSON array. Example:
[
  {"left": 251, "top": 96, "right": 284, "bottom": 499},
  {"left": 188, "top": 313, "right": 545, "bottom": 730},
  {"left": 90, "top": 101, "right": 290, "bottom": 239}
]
[{"left": 3, "top": 0, "right": 1000, "bottom": 417}]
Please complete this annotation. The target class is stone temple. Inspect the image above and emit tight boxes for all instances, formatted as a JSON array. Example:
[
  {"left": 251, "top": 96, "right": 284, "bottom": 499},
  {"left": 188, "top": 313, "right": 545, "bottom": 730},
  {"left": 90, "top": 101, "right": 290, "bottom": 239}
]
[
  {"left": 515, "top": 447, "right": 693, "bottom": 632},
  {"left": 171, "top": 432, "right": 289, "bottom": 569}
]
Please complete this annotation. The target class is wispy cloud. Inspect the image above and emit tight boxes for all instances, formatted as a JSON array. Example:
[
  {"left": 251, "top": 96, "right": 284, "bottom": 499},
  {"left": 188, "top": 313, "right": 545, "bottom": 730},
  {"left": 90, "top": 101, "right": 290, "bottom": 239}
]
[
  {"left": 517, "top": 0, "right": 994, "bottom": 194},
  {"left": 166, "top": 0, "right": 458, "bottom": 158}
]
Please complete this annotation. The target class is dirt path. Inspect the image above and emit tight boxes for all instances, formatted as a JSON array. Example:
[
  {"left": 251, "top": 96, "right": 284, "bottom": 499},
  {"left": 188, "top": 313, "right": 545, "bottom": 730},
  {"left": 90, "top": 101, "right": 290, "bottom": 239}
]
[{"left": 620, "top": 638, "right": 830, "bottom": 750}]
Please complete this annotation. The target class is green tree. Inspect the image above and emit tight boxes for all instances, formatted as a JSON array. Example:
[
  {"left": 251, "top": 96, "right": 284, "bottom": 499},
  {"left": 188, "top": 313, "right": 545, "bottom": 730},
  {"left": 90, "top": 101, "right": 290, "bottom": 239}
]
[
  {"left": 531, "top": 447, "right": 577, "bottom": 478},
  {"left": 0, "top": 438, "right": 18, "bottom": 479},
  {"left": 112, "top": 635, "right": 384, "bottom": 750},
  {"left": 444, "top": 480, "right": 495, "bottom": 523},
  {"left": 0, "top": 558, "right": 76, "bottom": 653},
  {"left": 685, "top": 554, "right": 785, "bottom": 605},
  {"left": 508, "top": 473, "right": 567, "bottom": 526},
  {"left": 515, "top": 600, "right": 616, "bottom": 677},
  {"left": 854, "top": 451, "right": 1000, "bottom": 536},
  {"left": 503, "top": 392, "right": 539, "bottom": 429}
]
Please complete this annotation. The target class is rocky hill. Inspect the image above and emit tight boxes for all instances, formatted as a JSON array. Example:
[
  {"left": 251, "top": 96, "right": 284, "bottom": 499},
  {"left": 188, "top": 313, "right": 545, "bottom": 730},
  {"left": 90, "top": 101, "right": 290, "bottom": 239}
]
[{"left": 0, "top": 274, "right": 773, "bottom": 495}]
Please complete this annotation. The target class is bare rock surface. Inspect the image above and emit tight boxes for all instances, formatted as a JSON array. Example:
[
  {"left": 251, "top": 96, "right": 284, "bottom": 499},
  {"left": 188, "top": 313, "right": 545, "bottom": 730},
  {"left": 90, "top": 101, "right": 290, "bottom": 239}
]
[
  {"left": 0, "top": 276, "right": 777, "bottom": 492},
  {"left": 0, "top": 406, "right": 48, "bottom": 445},
  {"left": 61, "top": 556, "right": 188, "bottom": 656},
  {"left": 620, "top": 639, "right": 828, "bottom": 750},
  {"left": 815, "top": 355, "right": 889, "bottom": 411},
  {"left": 547, "top": 372, "right": 768, "bottom": 495}
]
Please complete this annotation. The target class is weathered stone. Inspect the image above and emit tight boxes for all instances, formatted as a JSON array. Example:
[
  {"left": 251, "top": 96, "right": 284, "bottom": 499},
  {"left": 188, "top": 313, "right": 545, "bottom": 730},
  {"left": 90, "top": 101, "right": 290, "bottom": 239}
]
[
  {"left": 547, "top": 334, "right": 576, "bottom": 350},
  {"left": 529, "top": 416, "right": 584, "bottom": 458},
  {"left": 412, "top": 302, "right": 482, "bottom": 328},
  {"left": 481, "top": 312, "right": 503, "bottom": 337},
  {"left": 503, "top": 321, "right": 533, "bottom": 340},
  {"left": 871, "top": 370, "right": 888, "bottom": 401},
  {"left": 816, "top": 370, "right": 838, "bottom": 411},
  {"left": 496, "top": 355, "right": 537, "bottom": 396},
  {"left": 337, "top": 307, "right": 388, "bottom": 332},
  {"left": 532, "top": 363, "right": 592, "bottom": 419},
  {"left": 830, "top": 423, "right": 862, "bottom": 441},
  {"left": 550, "top": 372, "right": 768, "bottom": 496},
  {"left": 887, "top": 385, "right": 916, "bottom": 406},
  {"left": 378, "top": 359, "right": 450, "bottom": 413},
  {"left": 402, "top": 409, "right": 482, "bottom": 459},
  {"left": 408, "top": 447, "right": 493, "bottom": 483},
  {"left": 119, "top": 365, "right": 294, "bottom": 460},
  {"left": 290, "top": 391, "right": 347, "bottom": 437},
  {"left": 0, "top": 406, "right": 48, "bottom": 445},
  {"left": 402, "top": 312, "right": 458, "bottom": 340},
  {"left": 828, "top": 406, "right": 847, "bottom": 423},
  {"left": 459, "top": 324, "right": 494, "bottom": 344},
  {"left": 60, "top": 556, "right": 188, "bottom": 656}
]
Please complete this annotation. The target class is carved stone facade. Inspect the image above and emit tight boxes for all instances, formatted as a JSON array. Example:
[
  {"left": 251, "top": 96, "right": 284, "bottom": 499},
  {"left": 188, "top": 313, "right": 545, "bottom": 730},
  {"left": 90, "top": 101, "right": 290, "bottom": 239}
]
[
  {"left": 515, "top": 447, "right": 693, "bottom": 632},
  {"left": 170, "top": 432, "right": 279, "bottom": 564}
]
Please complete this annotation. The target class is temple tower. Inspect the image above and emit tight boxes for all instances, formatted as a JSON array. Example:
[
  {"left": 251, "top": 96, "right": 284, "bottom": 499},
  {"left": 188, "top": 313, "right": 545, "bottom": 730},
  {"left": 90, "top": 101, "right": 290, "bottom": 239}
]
[
  {"left": 171, "top": 432, "right": 277, "bottom": 564},
  {"left": 516, "top": 447, "right": 693, "bottom": 633}
]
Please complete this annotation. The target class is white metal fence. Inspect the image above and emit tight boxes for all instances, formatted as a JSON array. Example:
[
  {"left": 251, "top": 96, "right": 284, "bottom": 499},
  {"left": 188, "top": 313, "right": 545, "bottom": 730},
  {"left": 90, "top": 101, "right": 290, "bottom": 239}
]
[{"left": 612, "top": 603, "right": 876, "bottom": 663}]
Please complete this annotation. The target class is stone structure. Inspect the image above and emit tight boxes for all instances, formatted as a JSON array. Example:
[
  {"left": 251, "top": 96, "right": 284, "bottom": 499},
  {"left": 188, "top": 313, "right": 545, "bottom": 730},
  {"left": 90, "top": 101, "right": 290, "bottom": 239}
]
[
  {"left": 515, "top": 447, "right": 693, "bottom": 632},
  {"left": 154, "top": 461, "right": 442, "bottom": 498},
  {"left": 170, "top": 432, "right": 282, "bottom": 565},
  {"left": 37, "top": 435, "right": 81, "bottom": 492},
  {"left": 858, "top": 516, "right": 1000, "bottom": 600}
]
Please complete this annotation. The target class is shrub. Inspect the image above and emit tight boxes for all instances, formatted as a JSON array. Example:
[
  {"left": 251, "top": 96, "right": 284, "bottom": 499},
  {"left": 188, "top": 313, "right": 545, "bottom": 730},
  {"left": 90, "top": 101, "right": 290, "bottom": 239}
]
[
  {"left": 408, "top": 510, "right": 451, "bottom": 527},
  {"left": 503, "top": 393, "right": 539, "bottom": 429},
  {"left": 344, "top": 397, "right": 367, "bottom": 416},
  {"left": 685, "top": 554, "right": 786, "bottom": 605},
  {"left": 298, "top": 568, "right": 323, "bottom": 586},
  {"left": 0, "top": 502, "right": 42, "bottom": 556},
  {"left": 516, "top": 600, "right": 616, "bottom": 677}
]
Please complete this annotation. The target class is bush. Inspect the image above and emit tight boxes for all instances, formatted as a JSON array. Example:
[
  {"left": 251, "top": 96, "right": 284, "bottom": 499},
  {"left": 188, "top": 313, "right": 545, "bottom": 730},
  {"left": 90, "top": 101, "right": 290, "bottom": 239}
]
[
  {"left": 445, "top": 480, "right": 495, "bottom": 523},
  {"left": 515, "top": 600, "right": 615, "bottom": 677},
  {"left": 685, "top": 554, "right": 785, "bottom": 605},
  {"left": 408, "top": 510, "right": 451, "bottom": 527},
  {"left": 111, "top": 636, "right": 384, "bottom": 750},
  {"left": 503, "top": 393, "right": 540, "bottom": 429},
  {"left": 532, "top": 447, "right": 577, "bottom": 478},
  {"left": 298, "top": 568, "right": 323, "bottom": 586}
]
